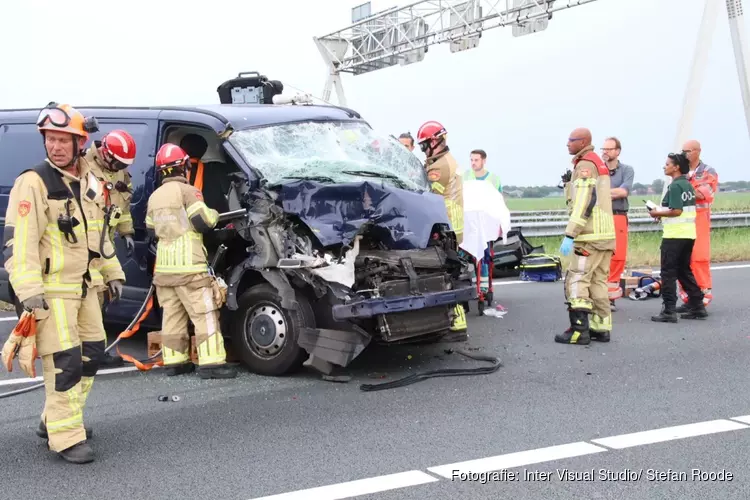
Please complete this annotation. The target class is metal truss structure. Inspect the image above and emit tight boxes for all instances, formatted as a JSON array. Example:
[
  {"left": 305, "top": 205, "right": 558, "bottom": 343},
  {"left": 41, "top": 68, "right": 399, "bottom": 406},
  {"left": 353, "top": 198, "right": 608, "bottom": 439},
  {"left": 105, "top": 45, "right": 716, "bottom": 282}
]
[
  {"left": 313, "top": 0, "right": 602, "bottom": 105},
  {"left": 664, "top": 0, "right": 750, "bottom": 198}
]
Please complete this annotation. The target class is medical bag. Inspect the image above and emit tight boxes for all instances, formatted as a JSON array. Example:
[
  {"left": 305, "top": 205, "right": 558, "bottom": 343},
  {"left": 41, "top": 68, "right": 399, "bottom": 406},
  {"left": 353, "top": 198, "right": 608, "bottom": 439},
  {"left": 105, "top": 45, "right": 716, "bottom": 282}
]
[{"left": 518, "top": 253, "right": 562, "bottom": 282}]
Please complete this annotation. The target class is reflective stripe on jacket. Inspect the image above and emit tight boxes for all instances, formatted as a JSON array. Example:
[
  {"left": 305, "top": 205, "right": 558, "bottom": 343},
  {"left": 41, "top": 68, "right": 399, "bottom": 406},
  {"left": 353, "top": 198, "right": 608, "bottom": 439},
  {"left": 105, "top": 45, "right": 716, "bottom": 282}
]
[
  {"left": 425, "top": 150, "right": 465, "bottom": 244},
  {"left": 564, "top": 146, "right": 616, "bottom": 248},
  {"left": 146, "top": 176, "right": 218, "bottom": 281},
  {"left": 3, "top": 160, "right": 124, "bottom": 302}
]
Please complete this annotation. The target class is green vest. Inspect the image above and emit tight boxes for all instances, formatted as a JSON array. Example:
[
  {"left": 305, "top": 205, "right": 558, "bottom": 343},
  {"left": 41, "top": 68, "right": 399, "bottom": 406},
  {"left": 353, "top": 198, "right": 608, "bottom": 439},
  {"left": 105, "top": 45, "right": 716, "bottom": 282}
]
[
  {"left": 463, "top": 169, "right": 502, "bottom": 192},
  {"left": 661, "top": 176, "right": 697, "bottom": 239}
]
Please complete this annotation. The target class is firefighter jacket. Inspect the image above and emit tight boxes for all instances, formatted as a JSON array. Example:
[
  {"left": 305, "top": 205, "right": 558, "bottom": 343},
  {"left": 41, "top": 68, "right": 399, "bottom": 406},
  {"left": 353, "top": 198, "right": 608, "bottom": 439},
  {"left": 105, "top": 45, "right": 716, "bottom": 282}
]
[
  {"left": 425, "top": 149, "right": 465, "bottom": 244},
  {"left": 687, "top": 161, "right": 718, "bottom": 211},
  {"left": 81, "top": 146, "right": 134, "bottom": 289},
  {"left": 2, "top": 159, "right": 126, "bottom": 303},
  {"left": 564, "top": 146, "right": 616, "bottom": 250},
  {"left": 145, "top": 176, "right": 219, "bottom": 287}
]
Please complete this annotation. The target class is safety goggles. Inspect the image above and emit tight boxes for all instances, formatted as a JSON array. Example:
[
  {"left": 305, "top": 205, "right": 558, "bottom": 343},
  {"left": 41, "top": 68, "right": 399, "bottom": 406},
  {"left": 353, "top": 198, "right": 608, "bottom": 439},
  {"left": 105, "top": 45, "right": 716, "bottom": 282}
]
[{"left": 36, "top": 102, "right": 71, "bottom": 128}]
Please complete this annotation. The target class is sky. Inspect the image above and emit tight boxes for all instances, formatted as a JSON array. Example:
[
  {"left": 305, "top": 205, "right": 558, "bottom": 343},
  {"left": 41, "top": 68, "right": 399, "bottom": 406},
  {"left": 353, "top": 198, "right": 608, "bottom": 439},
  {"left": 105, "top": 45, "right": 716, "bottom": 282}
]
[{"left": 1, "top": 0, "right": 748, "bottom": 187}]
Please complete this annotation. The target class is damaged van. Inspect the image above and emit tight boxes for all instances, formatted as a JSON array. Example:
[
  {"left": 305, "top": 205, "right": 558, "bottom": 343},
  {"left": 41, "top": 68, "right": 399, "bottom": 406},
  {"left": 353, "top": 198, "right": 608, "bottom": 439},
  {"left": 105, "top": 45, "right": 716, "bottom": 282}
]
[{"left": 0, "top": 75, "right": 476, "bottom": 376}]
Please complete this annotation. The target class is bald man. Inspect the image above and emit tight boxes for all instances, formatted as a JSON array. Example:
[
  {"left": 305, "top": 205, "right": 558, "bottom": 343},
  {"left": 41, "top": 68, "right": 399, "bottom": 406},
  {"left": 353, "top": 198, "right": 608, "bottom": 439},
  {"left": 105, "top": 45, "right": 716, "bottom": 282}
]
[
  {"left": 556, "top": 128, "right": 616, "bottom": 346},
  {"left": 676, "top": 140, "right": 718, "bottom": 311}
]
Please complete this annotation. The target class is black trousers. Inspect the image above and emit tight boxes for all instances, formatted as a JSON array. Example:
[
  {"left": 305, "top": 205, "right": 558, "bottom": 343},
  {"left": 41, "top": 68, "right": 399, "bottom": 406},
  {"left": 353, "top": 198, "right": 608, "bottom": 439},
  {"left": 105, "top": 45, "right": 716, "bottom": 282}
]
[{"left": 660, "top": 238, "right": 703, "bottom": 311}]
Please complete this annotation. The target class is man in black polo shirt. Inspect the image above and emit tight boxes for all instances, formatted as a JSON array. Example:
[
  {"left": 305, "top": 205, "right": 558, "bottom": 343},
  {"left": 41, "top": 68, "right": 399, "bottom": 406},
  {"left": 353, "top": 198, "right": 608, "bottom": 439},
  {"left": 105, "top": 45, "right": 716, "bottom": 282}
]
[{"left": 601, "top": 137, "right": 634, "bottom": 311}]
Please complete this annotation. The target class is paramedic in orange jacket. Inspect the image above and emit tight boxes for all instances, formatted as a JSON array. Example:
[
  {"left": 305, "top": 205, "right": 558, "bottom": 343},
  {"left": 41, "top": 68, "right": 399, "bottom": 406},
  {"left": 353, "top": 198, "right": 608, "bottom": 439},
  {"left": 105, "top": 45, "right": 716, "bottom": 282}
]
[{"left": 677, "top": 140, "right": 717, "bottom": 310}]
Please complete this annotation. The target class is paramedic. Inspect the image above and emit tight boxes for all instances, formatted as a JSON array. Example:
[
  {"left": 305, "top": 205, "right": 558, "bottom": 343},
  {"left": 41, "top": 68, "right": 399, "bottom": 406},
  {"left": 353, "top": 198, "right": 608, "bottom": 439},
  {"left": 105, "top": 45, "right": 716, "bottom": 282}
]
[
  {"left": 648, "top": 152, "right": 707, "bottom": 322},
  {"left": 601, "top": 137, "right": 634, "bottom": 311},
  {"left": 677, "top": 139, "right": 717, "bottom": 310},
  {"left": 463, "top": 149, "right": 502, "bottom": 297}
]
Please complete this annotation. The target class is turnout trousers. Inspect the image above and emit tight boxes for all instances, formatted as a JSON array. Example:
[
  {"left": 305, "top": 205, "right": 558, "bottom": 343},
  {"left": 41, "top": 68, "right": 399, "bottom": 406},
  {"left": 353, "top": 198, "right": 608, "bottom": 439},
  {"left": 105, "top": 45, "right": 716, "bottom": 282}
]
[
  {"left": 563, "top": 242, "right": 613, "bottom": 334},
  {"left": 37, "top": 292, "right": 106, "bottom": 452},
  {"left": 156, "top": 282, "right": 228, "bottom": 366},
  {"left": 661, "top": 238, "right": 703, "bottom": 312},
  {"left": 607, "top": 214, "right": 628, "bottom": 302}
]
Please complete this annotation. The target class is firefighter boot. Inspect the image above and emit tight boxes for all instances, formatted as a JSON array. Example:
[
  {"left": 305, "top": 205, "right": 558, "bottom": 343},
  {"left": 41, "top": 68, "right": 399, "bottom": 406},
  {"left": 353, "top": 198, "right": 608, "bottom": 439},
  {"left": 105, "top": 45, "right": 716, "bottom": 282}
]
[
  {"left": 680, "top": 302, "right": 708, "bottom": 320},
  {"left": 555, "top": 310, "right": 591, "bottom": 345},
  {"left": 198, "top": 364, "right": 238, "bottom": 379},
  {"left": 165, "top": 362, "right": 195, "bottom": 376},
  {"left": 37, "top": 421, "right": 92, "bottom": 440},
  {"left": 56, "top": 441, "right": 94, "bottom": 464},
  {"left": 443, "top": 305, "right": 469, "bottom": 342},
  {"left": 651, "top": 305, "right": 678, "bottom": 323}
]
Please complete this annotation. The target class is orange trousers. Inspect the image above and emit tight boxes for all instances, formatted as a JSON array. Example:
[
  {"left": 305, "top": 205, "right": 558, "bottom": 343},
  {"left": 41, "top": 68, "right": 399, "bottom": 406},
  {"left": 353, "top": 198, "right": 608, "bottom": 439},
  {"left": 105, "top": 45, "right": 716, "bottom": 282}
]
[
  {"left": 607, "top": 214, "right": 628, "bottom": 301},
  {"left": 691, "top": 209, "right": 712, "bottom": 290}
]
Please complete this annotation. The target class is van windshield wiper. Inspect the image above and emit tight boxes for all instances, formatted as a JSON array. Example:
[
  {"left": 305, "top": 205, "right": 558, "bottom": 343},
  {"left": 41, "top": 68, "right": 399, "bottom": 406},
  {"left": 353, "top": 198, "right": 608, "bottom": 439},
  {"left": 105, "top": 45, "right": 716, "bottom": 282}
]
[
  {"left": 340, "top": 170, "right": 409, "bottom": 189},
  {"left": 280, "top": 175, "right": 335, "bottom": 183}
]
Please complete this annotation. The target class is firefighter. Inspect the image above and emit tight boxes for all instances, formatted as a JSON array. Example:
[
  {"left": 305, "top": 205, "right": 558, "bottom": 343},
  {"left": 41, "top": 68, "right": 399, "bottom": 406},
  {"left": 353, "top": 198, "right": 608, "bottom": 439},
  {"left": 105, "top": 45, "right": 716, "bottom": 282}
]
[
  {"left": 463, "top": 149, "right": 502, "bottom": 299},
  {"left": 2, "top": 102, "right": 125, "bottom": 463},
  {"left": 416, "top": 121, "right": 468, "bottom": 340},
  {"left": 601, "top": 137, "right": 634, "bottom": 311},
  {"left": 146, "top": 143, "right": 237, "bottom": 379},
  {"left": 82, "top": 129, "right": 138, "bottom": 368},
  {"left": 648, "top": 152, "right": 706, "bottom": 321},
  {"left": 557, "top": 128, "right": 616, "bottom": 345},
  {"left": 676, "top": 139, "right": 717, "bottom": 311}
]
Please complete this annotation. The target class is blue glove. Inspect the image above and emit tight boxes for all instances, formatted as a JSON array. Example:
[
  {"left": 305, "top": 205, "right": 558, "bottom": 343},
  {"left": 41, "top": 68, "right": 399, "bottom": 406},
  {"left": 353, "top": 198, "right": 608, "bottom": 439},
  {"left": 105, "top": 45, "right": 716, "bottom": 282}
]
[{"left": 559, "top": 236, "right": 574, "bottom": 256}]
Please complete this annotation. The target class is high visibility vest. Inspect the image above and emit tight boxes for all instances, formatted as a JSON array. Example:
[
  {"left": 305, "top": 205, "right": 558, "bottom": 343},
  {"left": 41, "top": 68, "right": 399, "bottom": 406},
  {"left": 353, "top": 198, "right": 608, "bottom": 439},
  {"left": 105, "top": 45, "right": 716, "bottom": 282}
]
[
  {"left": 661, "top": 177, "right": 697, "bottom": 239},
  {"left": 463, "top": 169, "right": 502, "bottom": 192}
]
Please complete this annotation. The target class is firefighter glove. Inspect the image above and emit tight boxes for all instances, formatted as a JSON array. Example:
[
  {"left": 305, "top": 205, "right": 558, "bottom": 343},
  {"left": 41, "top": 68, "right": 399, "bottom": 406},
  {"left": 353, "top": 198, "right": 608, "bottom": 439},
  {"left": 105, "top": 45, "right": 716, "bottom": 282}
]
[
  {"left": 559, "top": 236, "right": 574, "bottom": 257},
  {"left": 123, "top": 235, "right": 135, "bottom": 256},
  {"left": 1, "top": 311, "right": 38, "bottom": 378},
  {"left": 22, "top": 294, "right": 47, "bottom": 312},
  {"left": 108, "top": 280, "right": 124, "bottom": 301}
]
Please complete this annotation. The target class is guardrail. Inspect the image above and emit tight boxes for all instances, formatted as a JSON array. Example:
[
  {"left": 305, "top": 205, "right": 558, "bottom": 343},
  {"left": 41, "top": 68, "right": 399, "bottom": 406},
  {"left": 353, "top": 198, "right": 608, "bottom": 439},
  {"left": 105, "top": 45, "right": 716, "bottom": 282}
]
[{"left": 510, "top": 210, "right": 750, "bottom": 237}]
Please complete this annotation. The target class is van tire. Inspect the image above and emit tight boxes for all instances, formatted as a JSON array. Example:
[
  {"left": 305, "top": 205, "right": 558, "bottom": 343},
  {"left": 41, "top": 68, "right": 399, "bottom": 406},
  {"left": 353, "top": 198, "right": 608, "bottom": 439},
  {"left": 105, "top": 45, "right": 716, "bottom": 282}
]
[{"left": 231, "top": 283, "right": 312, "bottom": 376}]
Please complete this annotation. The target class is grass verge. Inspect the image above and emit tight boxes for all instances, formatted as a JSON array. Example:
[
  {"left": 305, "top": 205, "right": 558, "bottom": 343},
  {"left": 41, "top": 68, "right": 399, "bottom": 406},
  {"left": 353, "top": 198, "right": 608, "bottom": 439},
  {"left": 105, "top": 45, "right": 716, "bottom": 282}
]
[{"left": 526, "top": 227, "right": 750, "bottom": 268}]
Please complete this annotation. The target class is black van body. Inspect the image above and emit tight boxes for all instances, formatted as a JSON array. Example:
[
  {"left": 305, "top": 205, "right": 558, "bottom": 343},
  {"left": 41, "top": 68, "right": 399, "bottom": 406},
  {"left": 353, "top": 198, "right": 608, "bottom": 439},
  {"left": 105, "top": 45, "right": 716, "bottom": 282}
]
[{"left": 0, "top": 100, "right": 476, "bottom": 375}]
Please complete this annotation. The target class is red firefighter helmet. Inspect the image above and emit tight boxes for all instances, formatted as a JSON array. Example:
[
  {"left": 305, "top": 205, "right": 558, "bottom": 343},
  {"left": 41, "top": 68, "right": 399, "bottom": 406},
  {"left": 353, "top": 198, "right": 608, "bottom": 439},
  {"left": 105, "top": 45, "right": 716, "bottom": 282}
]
[
  {"left": 416, "top": 121, "right": 447, "bottom": 144},
  {"left": 155, "top": 143, "right": 189, "bottom": 176},
  {"left": 101, "top": 129, "right": 137, "bottom": 171}
]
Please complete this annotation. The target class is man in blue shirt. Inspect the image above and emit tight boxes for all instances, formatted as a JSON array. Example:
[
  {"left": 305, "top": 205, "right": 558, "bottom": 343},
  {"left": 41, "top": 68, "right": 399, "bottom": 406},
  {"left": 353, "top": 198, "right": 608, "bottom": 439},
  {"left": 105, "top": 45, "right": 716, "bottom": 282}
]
[{"left": 463, "top": 150, "right": 502, "bottom": 304}]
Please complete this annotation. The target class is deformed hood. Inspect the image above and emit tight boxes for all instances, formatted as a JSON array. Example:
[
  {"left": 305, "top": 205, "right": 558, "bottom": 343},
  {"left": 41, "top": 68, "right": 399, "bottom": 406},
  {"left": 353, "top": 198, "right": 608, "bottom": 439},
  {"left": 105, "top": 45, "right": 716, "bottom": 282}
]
[{"left": 276, "top": 180, "right": 450, "bottom": 250}]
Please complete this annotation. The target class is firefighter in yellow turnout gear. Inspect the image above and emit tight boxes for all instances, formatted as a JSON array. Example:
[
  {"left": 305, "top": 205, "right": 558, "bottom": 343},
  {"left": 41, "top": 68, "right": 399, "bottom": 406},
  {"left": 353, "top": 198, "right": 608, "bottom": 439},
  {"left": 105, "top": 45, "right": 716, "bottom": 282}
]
[
  {"left": 82, "top": 129, "right": 138, "bottom": 368},
  {"left": 416, "top": 121, "right": 468, "bottom": 340},
  {"left": 1, "top": 103, "right": 125, "bottom": 464},
  {"left": 146, "top": 143, "right": 237, "bottom": 379},
  {"left": 557, "top": 128, "right": 616, "bottom": 345}
]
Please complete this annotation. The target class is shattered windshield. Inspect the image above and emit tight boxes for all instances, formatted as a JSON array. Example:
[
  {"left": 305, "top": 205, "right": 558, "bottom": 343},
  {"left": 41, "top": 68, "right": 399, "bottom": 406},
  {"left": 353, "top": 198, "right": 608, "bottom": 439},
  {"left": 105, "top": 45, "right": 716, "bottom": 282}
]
[{"left": 228, "top": 121, "right": 428, "bottom": 192}]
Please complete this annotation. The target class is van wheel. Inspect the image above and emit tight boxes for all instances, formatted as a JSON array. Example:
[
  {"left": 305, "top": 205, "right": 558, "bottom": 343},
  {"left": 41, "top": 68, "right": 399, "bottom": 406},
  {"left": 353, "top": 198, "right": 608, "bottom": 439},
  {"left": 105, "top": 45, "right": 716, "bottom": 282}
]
[{"left": 231, "top": 283, "right": 311, "bottom": 376}]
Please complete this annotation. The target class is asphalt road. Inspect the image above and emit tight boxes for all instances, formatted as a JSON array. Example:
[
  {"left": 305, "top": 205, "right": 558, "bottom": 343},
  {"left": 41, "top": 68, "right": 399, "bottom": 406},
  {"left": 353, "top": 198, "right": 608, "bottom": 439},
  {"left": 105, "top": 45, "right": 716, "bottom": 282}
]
[{"left": 1, "top": 263, "right": 750, "bottom": 500}]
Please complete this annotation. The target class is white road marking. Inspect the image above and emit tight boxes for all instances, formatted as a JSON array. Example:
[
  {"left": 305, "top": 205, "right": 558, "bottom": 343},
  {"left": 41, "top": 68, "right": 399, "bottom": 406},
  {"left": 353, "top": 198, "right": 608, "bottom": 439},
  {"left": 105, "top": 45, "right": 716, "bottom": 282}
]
[
  {"left": 247, "top": 470, "right": 439, "bottom": 500},
  {"left": 590, "top": 419, "right": 749, "bottom": 449},
  {"left": 252, "top": 412, "right": 750, "bottom": 499},
  {"left": 0, "top": 317, "right": 17, "bottom": 322},
  {"left": 427, "top": 441, "right": 607, "bottom": 478},
  {"left": 711, "top": 264, "right": 750, "bottom": 270},
  {"left": 0, "top": 366, "right": 143, "bottom": 387}
]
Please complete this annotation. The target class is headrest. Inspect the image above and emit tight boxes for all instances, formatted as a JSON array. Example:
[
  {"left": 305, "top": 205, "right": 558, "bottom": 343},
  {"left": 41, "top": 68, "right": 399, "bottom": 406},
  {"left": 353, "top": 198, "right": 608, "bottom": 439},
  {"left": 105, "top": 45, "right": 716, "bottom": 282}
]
[{"left": 179, "top": 133, "right": 208, "bottom": 159}]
